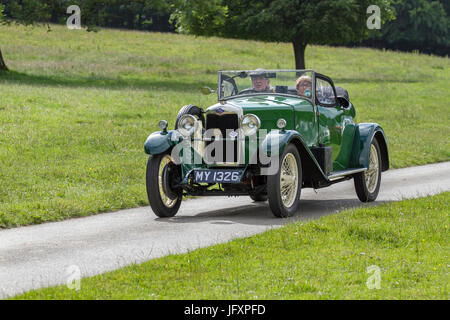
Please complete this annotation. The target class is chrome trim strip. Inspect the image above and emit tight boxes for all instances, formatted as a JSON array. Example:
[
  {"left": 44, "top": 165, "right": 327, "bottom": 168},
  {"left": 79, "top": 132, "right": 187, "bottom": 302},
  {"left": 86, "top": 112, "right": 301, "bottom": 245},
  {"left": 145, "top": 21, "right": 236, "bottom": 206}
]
[{"left": 328, "top": 168, "right": 367, "bottom": 181}]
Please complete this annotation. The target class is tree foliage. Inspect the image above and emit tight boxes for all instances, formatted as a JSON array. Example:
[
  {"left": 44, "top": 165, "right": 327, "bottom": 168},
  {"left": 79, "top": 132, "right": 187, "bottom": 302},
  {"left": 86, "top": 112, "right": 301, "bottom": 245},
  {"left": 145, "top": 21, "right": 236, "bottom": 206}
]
[
  {"left": 370, "top": 0, "right": 449, "bottom": 55},
  {"left": 0, "top": 0, "right": 173, "bottom": 31},
  {"left": 0, "top": 0, "right": 446, "bottom": 70},
  {"left": 0, "top": 0, "right": 51, "bottom": 26},
  {"left": 170, "top": 0, "right": 395, "bottom": 68},
  {"left": 174, "top": 0, "right": 393, "bottom": 43}
]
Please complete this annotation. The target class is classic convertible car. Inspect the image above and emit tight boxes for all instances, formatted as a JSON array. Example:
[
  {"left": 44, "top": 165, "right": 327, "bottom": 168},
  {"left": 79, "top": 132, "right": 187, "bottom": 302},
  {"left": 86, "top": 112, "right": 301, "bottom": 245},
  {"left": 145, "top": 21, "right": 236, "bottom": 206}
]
[{"left": 144, "top": 69, "right": 389, "bottom": 218}]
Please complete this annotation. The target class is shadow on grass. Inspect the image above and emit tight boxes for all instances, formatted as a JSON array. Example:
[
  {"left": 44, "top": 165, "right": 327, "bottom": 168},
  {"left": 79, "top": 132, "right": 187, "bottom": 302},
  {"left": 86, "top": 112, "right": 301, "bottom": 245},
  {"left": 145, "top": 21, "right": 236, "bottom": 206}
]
[
  {"left": 0, "top": 71, "right": 426, "bottom": 93},
  {"left": 0, "top": 70, "right": 217, "bottom": 93}
]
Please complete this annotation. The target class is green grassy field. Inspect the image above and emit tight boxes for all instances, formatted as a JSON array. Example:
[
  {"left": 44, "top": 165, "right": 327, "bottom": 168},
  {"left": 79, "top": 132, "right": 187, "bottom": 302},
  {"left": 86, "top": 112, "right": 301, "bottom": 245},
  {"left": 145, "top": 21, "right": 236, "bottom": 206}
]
[
  {"left": 0, "top": 24, "right": 449, "bottom": 228},
  {"left": 14, "top": 193, "right": 449, "bottom": 300}
]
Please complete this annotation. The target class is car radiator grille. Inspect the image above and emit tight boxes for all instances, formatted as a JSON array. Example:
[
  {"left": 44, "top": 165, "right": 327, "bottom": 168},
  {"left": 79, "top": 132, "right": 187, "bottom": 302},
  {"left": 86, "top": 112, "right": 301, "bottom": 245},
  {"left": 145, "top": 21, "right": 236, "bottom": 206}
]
[{"left": 206, "top": 113, "right": 239, "bottom": 163}]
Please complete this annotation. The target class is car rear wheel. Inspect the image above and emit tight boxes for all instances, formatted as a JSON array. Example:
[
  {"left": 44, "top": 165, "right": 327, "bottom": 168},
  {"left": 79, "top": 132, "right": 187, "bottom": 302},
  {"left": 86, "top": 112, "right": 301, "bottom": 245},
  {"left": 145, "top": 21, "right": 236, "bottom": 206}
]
[
  {"left": 354, "top": 138, "right": 382, "bottom": 202},
  {"left": 267, "top": 144, "right": 302, "bottom": 218},
  {"left": 146, "top": 153, "right": 182, "bottom": 217}
]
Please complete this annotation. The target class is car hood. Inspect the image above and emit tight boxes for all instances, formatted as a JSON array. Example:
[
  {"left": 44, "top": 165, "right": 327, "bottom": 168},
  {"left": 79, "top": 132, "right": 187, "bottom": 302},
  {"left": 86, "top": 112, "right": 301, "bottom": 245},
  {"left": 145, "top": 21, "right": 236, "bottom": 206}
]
[{"left": 206, "top": 95, "right": 312, "bottom": 131}]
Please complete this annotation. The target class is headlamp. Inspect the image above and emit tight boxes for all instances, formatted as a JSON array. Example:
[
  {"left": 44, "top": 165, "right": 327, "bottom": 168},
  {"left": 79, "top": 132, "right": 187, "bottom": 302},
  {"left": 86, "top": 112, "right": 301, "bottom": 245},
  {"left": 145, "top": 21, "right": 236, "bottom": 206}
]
[
  {"left": 158, "top": 120, "right": 168, "bottom": 131},
  {"left": 240, "top": 114, "right": 261, "bottom": 136},
  {"left": 177, "top": 114, "right": 198, "bottom": 137},
  {"left": 276, "top": 118, "right": 287, "bottom": 129}
]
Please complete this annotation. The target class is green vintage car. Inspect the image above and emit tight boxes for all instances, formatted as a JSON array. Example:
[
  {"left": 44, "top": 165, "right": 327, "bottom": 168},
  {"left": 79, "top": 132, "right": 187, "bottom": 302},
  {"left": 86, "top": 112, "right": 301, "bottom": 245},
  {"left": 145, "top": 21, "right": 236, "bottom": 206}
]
[{"left": 144, "top": 69, "right": 389, "bottom": 218}]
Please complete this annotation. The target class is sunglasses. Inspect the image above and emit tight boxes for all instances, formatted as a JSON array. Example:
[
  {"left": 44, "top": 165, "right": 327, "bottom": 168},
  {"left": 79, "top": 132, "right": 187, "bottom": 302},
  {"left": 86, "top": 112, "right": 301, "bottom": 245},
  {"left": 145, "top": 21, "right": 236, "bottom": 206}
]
[{"left": 297, "top": 82, "right": 311, "bottom": 88}]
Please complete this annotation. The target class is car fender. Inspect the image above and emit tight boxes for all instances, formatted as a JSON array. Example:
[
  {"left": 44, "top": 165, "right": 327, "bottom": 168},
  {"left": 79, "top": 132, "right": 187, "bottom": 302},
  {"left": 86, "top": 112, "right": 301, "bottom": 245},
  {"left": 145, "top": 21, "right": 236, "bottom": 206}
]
[
  {"left": 259, "top": 129, "right": 293, "bottom": 158},
  {"left": 350, "top": 123, "right": 389, "bottom": 171},
  {"left": 144, "top": 130, "right": 180, "bottom": 155},
  {"left": 259, "top": 130, "right": 328, "bottom": 181}
]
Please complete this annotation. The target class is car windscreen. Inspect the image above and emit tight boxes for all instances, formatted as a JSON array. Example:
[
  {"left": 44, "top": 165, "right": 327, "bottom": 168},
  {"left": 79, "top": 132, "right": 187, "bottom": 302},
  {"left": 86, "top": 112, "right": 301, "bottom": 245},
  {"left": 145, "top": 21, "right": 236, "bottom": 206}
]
[{"left": 219, "top": 70, "right": 314, "bottom": 100}]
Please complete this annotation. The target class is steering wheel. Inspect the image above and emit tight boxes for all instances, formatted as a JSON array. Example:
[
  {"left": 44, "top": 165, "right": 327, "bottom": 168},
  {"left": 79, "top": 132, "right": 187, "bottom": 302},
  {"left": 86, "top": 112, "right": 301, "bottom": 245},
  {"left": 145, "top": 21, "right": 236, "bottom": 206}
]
[
  {"left": 238, "top": 88, "right": 259, "bottom": 95},
  {"left": 221, "top": 75, "right": 239, "bottom": 96}
]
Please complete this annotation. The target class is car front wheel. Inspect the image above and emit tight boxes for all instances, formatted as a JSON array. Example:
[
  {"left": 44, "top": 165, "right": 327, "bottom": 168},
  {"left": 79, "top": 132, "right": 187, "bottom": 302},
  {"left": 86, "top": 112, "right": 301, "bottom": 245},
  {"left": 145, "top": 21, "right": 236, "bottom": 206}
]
[
  {"left": 249, "top": 193, "right": 268, "bottom": 202},
  {"left": 354, "top": 138, "right": 382, "bottom": 202},
  {"left": 267, "top": 144, "right": 302, "bottom": 218},
  {"left": 146, "top": 153, "right": 182, "bottom": 217}
]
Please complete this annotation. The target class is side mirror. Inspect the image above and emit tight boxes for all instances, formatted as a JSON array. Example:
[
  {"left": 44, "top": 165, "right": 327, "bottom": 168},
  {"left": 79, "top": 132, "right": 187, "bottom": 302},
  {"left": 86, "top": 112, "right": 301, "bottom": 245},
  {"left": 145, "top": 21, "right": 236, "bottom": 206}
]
[{"left": 201, "top": 87, "right": 216, "bottom": 95}]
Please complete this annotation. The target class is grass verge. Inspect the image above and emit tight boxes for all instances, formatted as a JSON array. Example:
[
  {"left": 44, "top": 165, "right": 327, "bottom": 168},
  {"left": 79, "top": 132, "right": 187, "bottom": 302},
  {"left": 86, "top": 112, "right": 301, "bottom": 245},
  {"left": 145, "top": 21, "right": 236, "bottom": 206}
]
[
  {"left": 0, "top": 24, "right": 449, "bottom": 227},
  {"left": 14, "top": 192, "right": 449, "bottom": 299}
]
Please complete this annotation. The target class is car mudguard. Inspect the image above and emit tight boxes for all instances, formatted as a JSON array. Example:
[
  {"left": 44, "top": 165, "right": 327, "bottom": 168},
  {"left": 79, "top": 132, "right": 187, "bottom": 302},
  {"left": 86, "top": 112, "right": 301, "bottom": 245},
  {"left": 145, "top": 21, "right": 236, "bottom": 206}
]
[
  {"left": 350, "top": 123, "right": 389, "bottom": 171},
  {"left": 144, "top": 130, "right": 180, "bottom": 155},
  {"left": 259, "top": 130, "right": 328, "bottom": 182}
]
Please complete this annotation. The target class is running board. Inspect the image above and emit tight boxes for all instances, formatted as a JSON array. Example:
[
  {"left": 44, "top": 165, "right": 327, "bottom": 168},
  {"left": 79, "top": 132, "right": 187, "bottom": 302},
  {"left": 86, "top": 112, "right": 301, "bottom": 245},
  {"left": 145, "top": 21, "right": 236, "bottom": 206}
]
[{"left": 327, "top": 168, "right": 366, "bottom": 181}]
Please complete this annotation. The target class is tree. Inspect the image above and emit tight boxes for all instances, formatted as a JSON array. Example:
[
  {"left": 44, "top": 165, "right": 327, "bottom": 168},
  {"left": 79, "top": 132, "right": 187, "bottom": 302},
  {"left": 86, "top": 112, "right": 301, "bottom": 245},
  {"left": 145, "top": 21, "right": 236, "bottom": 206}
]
[
  {"left": 171, "top": 0, "right": 395, "bottom": 69},
  {"left": 375, "top": 0, "right": 449, "bottom": 55},
  {"left": 0, "top": 4, "right": 8, "bottom": 71}
]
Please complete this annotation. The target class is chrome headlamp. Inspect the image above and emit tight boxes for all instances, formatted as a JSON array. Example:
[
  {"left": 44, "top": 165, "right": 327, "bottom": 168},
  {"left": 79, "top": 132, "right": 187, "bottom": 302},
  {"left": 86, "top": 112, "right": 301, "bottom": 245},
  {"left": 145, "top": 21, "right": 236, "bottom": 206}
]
[
  {"left": 158, "top": 120, "right": 168, "bottom": 131},
  {"left": 177, "top": 114, "right": 198, "bottom": 138},
  {"left": 240, "top": 114, "right": 261, "bottom": 136},
  {"left": 276, "top": 118, "right": 287, "bottom": 129}
]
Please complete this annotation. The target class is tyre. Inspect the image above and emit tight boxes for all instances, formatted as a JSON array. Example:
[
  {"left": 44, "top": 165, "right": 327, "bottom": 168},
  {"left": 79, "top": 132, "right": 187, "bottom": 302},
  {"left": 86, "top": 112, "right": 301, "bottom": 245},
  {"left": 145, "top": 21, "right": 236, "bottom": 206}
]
[
  {"left": 354, "top": 138, "right": 382, "bottom": 202},
  {"left": 249, "top": 193, "right": 268, "bottom": 202},
  {"left": 146, "top": 153, "right": 182, "bottom": 217},
  {"left": 267, "top": 144, "right": 302, "bottom": 218},
  {"left": 174, "top": 105, "right": 204, "bottom": 129}
]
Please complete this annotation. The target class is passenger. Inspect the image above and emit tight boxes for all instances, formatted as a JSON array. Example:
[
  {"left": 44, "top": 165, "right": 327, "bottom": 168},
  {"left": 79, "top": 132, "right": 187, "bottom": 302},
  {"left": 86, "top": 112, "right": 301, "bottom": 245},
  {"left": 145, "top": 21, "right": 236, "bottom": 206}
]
[{"left": 296, "top": 75, "right": 312, "bottom": 98}]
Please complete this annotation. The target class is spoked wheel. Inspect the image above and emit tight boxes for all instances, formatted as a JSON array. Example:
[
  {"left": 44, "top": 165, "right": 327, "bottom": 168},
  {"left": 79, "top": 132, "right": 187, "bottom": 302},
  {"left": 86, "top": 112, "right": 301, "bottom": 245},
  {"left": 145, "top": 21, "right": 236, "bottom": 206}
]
[
  {"left": 267, "top": 144, "right": 302, "bottom": 218},
  {"left": 146, "top": 153, "right": 182, "bottom": 217},
  {"left": 354, "top": 139, "right": 382, "bottom": 202}
]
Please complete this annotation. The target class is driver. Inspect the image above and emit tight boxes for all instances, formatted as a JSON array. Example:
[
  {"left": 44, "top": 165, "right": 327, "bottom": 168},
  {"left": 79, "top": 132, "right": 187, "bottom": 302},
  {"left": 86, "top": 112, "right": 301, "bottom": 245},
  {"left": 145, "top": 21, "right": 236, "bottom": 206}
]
[{"left": 249, "top": 69, "right": 274, "bottom": 93}]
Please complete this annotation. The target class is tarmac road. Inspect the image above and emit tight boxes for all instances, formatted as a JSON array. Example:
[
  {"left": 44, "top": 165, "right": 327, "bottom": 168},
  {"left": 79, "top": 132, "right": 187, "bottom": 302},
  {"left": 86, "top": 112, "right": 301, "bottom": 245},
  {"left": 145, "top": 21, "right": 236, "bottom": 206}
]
[{"left": 0, "top": 162, "right": 449, "bottom": 298}]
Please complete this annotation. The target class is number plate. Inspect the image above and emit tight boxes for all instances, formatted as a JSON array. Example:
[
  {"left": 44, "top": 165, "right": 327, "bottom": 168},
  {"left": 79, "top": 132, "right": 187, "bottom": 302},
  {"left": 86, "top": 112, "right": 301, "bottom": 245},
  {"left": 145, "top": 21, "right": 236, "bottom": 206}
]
[{"left": 193, "top": 169, "right": 244, "bottom": 184}]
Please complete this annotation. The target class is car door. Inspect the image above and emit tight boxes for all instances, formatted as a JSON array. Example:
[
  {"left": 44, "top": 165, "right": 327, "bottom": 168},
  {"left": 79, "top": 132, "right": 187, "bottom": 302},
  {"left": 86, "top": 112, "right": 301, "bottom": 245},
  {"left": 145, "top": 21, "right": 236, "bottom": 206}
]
[{"left": 315, "top": 75, "right": 344, "bottom": 170}]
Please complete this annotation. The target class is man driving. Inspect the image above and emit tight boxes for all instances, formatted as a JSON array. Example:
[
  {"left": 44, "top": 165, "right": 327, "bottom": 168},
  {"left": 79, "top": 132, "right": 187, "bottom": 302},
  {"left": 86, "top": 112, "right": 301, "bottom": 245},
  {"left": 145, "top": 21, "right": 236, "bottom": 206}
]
[{"left": 249, "top": 68, "right": 274, "bottom": 93}]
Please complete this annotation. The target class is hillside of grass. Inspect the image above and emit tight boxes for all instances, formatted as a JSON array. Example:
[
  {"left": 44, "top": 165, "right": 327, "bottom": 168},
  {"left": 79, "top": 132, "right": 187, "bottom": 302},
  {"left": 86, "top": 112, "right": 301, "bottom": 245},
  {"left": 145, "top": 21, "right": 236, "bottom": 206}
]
[
  {"left": 14, "top": 193, "right": 449, "bottom": 300},
  {"left": 0, "top": 24, "right": 449, "bottom": 228}
]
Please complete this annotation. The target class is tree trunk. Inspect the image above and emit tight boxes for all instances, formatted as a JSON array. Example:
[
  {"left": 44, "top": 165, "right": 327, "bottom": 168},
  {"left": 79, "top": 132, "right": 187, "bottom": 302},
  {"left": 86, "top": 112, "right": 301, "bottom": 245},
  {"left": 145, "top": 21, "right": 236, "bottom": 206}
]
[
  {"left": 292, "top": 39, "right": 307, "bottom": 70},
  {"left": 0, "top": 48, "right": 8, "bottom": 71}
]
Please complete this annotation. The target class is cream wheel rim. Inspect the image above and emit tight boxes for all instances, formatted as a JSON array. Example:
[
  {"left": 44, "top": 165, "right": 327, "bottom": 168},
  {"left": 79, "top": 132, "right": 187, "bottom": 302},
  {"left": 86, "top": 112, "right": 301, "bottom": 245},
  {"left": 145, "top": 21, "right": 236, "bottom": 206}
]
[
  {"left": 280, "top": 153, "right": 299, "bottom": 208},
  {"left": 365, "top": 144, "right": 379, "bottom": 193},
  {"left": 158, "top": 155, "right": 178, "bottom": 208}
]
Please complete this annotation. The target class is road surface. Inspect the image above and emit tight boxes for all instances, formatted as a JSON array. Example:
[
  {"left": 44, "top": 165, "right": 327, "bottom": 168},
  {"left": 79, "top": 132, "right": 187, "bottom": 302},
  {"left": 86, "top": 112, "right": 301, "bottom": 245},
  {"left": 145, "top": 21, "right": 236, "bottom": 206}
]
[{"left": 0, "top": 162, "right": 449, "bottom": 298}]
